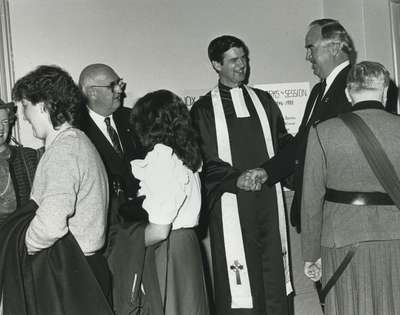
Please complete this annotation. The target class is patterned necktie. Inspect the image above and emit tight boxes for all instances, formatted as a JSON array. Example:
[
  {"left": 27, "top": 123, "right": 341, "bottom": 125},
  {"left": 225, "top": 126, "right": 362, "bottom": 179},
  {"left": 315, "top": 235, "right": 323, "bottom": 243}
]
[{"left": 104, "top": 117, "right": 123, "bottom": 156}]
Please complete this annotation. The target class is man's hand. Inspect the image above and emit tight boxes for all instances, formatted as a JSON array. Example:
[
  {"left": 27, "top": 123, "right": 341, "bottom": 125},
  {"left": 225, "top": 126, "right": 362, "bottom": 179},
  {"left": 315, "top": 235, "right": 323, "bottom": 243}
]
[
  {"left": 236, "top": 168, "right": 268, "bottom": 191},
  {"left": 304, "top": 258, "right": 322, "bottom": 282}
]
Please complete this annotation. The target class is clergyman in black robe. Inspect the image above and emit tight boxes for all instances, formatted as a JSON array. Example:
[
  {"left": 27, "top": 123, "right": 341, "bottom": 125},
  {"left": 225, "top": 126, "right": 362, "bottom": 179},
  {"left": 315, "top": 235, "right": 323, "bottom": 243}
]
[{"left": 191, "top": 35, "right": 293, "bottom": 315}]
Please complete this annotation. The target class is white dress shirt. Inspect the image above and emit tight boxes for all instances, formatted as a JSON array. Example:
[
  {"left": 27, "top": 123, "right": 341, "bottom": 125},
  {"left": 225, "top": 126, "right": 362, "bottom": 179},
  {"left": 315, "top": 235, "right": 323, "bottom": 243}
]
[
  {"left": 88, "top": 107, "right": 123, "bottom": 149},
  {"left": 323, "top": 60, "right": 350, "bottom": 97}
]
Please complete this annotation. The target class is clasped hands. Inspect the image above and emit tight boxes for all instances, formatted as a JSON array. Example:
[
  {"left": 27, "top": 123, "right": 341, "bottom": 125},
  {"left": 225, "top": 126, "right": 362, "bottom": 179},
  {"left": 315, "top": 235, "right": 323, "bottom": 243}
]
[
  {"left": 304, "top": 258, "right": 322, "bottom": 282},
  {"left": 236, "top": 168, "right": 268, "bottom": 191}
]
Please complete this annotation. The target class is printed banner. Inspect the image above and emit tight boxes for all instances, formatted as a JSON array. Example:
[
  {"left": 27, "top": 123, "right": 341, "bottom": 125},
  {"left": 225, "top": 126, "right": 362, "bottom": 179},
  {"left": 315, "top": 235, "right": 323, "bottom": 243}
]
[
  {"left": 179, "top": 82, "right": 310, "bottom": 135},
  {"left": 255, "top": 82, "right": 310, "bottom": 135}
]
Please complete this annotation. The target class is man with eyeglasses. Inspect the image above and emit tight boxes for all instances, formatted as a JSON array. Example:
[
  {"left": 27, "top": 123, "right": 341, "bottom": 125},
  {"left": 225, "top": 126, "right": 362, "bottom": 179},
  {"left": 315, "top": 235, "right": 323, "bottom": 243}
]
[
  {"left": 78, "top": 63, "right": 144, "bottom": 234},
  {"left": 79, "top": 64, "right": 164, "bottom": 314}
]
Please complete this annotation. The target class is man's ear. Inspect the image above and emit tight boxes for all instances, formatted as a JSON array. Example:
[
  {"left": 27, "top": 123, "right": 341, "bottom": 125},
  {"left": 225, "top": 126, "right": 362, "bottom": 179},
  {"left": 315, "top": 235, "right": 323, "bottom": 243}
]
[
  {"left": 329, "top": 42, "right": 342, "bottom": 57},
  {"left": 85, "top": 86, "right": 96, "bottom": 99},
  {"left": 211, "top": 61, "right": 222, "bottom": 73},
  {"left": 382, "top": 86, "right": 389, "bottom": 105},
  {"left": 345, "top": 87, "right": 353, "bottom": 104},
  {"left": 38, "top": 102, "right": 46, "bottom": 113}
]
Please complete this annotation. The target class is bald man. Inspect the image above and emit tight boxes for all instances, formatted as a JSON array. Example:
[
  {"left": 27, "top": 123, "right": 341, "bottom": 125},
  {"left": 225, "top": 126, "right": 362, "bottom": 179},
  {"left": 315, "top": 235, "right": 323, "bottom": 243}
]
[{"left": 78, "top": 64, "right": 144, "bottom": 230}]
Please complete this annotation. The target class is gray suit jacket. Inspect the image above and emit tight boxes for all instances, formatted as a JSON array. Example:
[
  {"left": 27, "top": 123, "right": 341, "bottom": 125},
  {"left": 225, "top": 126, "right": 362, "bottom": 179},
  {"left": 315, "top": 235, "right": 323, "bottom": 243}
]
[{"left": 301, "top": 101, "right": 400, "bottom": 262}]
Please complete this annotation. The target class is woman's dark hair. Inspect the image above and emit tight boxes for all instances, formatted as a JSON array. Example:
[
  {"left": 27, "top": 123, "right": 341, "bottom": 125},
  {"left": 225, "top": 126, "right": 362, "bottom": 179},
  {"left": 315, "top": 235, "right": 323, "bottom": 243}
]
[
  {"left": 12, "top": 65, "right": 85, "bottom": 128},
  {"left": 130, "top": 89, "right": 202, "bottom": 172}
]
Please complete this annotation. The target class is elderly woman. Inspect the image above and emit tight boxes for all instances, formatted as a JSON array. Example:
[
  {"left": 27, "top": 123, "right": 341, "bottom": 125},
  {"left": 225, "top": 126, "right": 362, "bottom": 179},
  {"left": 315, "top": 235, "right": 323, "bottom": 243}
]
[
  {"left": 0, "top": 100, "right": 17, "bottom": 225},
  {"left": 7, "top": 65, "right": 112, "bottom": 312},
  {"left": 130, "top": 90, "right": 209, "bottom": 315},
  {"left": 0, "top": 99, "right": 43, "bottom": 315},
  {"left": 0, "top": 99, "right": 42, "bottom": 222}
]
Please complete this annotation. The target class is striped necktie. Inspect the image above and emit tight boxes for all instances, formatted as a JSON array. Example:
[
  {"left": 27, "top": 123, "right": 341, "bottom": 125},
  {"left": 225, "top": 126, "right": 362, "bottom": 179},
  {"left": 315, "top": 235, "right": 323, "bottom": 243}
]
[{"left": 104, "top": 117, "right": 123, "bottom": 156}]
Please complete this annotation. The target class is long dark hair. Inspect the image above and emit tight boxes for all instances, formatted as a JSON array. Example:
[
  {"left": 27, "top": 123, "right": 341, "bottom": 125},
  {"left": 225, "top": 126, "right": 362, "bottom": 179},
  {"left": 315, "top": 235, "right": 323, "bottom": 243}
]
[{"left": 130, "top": 90, "right": 202, "bottom": 172}]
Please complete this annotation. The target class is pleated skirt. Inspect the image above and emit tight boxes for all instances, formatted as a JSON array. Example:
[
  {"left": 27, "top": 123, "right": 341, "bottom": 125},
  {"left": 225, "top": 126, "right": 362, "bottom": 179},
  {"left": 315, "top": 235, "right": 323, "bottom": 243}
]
[
  {"left": 322, "top": 239, "right": 400, "bottom": 315},
  {"left": 155, "top": 228, "right": 209, "bottom": 315}
]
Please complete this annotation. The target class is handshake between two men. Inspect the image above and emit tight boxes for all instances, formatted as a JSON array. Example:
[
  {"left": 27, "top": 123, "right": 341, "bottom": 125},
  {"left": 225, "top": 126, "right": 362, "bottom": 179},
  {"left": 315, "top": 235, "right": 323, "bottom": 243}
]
[{"left": 236, "top": 168, "right": 268, "bottom": 191}]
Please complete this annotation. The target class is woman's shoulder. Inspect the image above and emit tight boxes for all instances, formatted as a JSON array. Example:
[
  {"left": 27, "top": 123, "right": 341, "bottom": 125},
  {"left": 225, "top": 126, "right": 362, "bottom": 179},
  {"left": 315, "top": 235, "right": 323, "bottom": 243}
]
[{"left": 49, "top": 128, "right": 94, "bottom": 156}]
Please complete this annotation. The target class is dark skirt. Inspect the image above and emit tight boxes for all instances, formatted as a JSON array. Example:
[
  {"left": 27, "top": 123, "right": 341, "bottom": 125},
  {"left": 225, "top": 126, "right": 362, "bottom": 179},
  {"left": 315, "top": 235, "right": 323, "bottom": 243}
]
[
  {"left": 322, "top": 239, "right": 400, "bottom": 315},
  {"left": 155, "top": 228, "right": 209, "bottom": 315}
]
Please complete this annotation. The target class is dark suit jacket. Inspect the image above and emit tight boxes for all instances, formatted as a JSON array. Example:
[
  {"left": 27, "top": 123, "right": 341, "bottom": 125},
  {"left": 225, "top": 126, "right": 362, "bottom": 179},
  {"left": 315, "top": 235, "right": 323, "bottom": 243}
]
[
  {"left": 0, "top": 200, "right": 113, "bottom": 315},
  {"left": 79, "top": 106, "right": 145, "bottom": 223},
  {"left": 262, "top": 65, "right": 352, "bottom": 231}
]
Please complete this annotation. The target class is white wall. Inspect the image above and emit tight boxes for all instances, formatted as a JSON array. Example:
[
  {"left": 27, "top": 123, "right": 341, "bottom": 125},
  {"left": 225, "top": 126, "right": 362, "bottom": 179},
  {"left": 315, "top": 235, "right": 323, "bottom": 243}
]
[
  {"left": 9, "top": 1, "right": 397, "bottom": 148},
  {"left": 323, "top": 0, "right": 394, "bottom": 73},
  {"left": 10, "top": 0, "right": 322, "bottom": 148}
]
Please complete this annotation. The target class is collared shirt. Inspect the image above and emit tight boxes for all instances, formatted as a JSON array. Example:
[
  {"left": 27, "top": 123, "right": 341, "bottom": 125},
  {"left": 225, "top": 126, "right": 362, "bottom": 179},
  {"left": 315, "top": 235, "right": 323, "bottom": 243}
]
[
  {"left": 305, "top": 60, "right": 350, "bottom": 125},
  {"left": 323, "top": 60, "right": 350, "bottom": 97},
  {"left": 44, "top": 123, "right": 72, "bottom": 150},
  {"left": 88, "top": 107, "right": 122, "bottom": 149}
]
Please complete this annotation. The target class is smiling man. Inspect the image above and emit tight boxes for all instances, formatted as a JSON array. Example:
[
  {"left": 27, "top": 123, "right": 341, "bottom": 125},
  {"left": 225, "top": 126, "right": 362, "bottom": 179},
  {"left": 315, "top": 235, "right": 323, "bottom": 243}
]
[
  {"left": 191, "top": 35, "right": 293, "bottom": 315},
  {"left": 259, "top": 19, "right": 356, "bottom": 235},
  {"left": 78, "top": 64, "right": 144, "bottom": 238},
  {"left": 289, "top": 19, "right": 355, "bottom": 231}
]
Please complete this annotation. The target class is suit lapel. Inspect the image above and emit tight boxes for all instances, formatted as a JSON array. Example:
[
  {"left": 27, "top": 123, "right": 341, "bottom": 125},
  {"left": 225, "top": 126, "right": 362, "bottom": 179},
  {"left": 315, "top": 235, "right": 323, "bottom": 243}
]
[
  {"left": 317, "top": 65, "right": 351, "bottom": 120},
  {"left": 113, "top": 109, "right": 138, "bottom": 161},
  {"left": 86, "top": 115, "right": 123, "bottom": 164},
  {"left": 299, "top": 84, "right": 321, "bottom": 130}
]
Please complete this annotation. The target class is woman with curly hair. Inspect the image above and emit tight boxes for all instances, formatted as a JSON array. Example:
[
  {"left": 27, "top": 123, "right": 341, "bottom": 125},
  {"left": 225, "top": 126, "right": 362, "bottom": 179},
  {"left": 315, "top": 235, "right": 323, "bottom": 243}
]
[
  {"left": 130, "top": 90, "right": 209, "bottom": 315},
  {"left": 2, "top": 65, "right": 113, "bottom": 314}
]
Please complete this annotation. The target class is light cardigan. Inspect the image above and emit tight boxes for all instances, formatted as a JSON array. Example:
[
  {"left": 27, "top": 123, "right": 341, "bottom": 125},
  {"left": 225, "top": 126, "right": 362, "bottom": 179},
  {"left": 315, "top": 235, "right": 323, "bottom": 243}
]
[
  {"left": 131, "top": 144, "right": 201, "bottom": 230},
  {"left": 26, "top": 127, "right": 109, "bottom": 255}
]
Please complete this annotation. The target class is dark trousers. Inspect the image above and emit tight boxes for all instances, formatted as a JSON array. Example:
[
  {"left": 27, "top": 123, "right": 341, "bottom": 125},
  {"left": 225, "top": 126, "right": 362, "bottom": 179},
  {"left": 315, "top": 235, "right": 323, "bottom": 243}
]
[{"left": 86, "top": 252, "right": 113, "bottom": 307}]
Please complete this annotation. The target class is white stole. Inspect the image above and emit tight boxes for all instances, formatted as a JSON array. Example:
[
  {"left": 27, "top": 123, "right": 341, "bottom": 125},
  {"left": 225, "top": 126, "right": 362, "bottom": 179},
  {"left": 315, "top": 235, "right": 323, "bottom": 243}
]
[{"left": 211, "top": 86, "right": 293, "bottom": 309}]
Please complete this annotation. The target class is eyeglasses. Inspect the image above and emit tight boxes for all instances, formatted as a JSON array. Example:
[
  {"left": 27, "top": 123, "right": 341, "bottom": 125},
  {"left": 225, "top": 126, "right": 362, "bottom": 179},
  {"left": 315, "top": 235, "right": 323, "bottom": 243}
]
[{"left": 90, "top": 78, "right": 127, "bottom": 93}]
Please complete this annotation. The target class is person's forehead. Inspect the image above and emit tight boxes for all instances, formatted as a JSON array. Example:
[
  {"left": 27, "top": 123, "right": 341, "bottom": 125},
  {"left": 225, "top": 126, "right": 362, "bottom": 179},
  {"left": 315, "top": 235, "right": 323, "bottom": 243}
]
[
  {"left": 305, "top": 25, "right": 322, "bottom": 47},
  {"left": 92, "top": 68, "right": 119, "bottom": 84},
  {"left": 222, "top": 47, "right": 246, "bottom": 60},
  {"left": 0, "top": 108, "right": 8, "bottom": 119}
]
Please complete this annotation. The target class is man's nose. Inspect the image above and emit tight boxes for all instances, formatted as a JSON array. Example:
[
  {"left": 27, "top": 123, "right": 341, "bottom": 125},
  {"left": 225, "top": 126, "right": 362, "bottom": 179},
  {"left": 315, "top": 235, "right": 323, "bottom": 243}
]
[
  {"left": 306, "top": 49, "right": 312, "bottom": 61},
  {"left": 238, "top": 58, "right": 247, "bottom": 68}
]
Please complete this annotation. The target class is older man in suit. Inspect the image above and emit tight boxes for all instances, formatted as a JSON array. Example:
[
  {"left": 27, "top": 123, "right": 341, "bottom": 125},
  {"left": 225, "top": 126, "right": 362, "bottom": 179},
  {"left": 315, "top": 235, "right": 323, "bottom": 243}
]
[
  {"left": 78, "top": 64, "right": 144, "bottom": 227},
  {"left": 302, "top": 61, "right": 400, "bottom": 314},
  {"left": 257, "top": 19, "right": 356, "bottom": 232}
]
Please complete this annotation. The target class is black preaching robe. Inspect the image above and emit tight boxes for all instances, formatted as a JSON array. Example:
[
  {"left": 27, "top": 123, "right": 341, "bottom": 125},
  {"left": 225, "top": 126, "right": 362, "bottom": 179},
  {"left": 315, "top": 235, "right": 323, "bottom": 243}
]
[{"left": 191, "top": 83, "right": 292, "bottom": 315}]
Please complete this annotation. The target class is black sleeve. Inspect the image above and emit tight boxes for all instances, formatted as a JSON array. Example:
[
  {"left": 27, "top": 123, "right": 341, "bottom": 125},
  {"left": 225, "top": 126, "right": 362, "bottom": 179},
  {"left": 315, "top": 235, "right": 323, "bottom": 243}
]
[{"left": 190, "top": 96, "right": 242, "bottom": 211}]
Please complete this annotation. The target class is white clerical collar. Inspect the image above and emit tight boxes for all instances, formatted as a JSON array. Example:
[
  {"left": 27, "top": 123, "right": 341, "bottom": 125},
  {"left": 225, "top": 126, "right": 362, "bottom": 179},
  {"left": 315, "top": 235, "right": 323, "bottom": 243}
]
[
  {"left": 229, "top": 86, "right": 250, "bottom": 118},
  {"left": 324, "top": 60, "right": 350, "bottom": 96}
]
